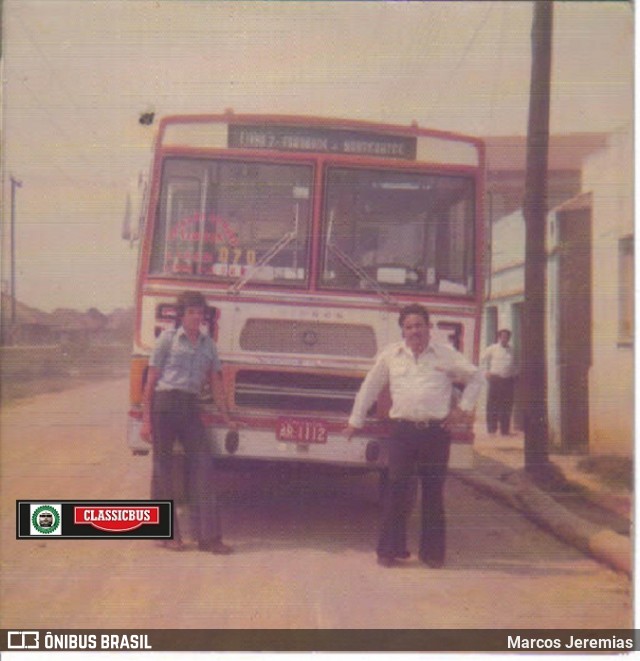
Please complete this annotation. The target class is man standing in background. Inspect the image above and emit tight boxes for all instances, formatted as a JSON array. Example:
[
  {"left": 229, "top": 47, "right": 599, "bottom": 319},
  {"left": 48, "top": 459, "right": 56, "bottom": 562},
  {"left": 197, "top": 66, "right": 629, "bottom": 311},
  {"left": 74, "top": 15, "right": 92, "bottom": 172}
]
[{"left": 481, "top": 329, "right": 518, "bottom": 436}]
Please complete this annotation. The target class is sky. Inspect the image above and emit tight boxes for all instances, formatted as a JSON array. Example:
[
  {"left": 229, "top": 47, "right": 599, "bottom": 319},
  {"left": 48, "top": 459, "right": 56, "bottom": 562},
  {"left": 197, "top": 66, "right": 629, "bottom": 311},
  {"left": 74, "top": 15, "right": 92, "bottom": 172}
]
[{"left": 1, "top": 0, "right": 634, "bottom": 313}]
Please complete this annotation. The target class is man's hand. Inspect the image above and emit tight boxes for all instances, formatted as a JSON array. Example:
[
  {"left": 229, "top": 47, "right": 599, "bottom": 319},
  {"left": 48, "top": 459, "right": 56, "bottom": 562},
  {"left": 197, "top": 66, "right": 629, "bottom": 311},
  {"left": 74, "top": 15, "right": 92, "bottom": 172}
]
[
  {"left": 224, "top": 416, "right": 241, "bottom": 432},
  {"left": 443, "top": 406, "right": 473, "bottom": 433},
  {"left": 141, "top": 366, "right": 160, "bottom": 445},
  {"left": 343, "top": 425, "right": 358, "bottom": 441},
  {"left": 140, "top": 420, "right": 153, "bottom": 444}
]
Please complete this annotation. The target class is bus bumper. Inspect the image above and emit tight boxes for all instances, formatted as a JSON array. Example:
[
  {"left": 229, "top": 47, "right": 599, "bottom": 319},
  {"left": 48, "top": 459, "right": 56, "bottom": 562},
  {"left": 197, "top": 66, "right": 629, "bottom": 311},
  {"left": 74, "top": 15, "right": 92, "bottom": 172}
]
[
  {"left": 207, "top": 426, "right": 474, "bottom": 470},
  {"left": 127, "top": 414, "right": 474, "bottom": 469}
]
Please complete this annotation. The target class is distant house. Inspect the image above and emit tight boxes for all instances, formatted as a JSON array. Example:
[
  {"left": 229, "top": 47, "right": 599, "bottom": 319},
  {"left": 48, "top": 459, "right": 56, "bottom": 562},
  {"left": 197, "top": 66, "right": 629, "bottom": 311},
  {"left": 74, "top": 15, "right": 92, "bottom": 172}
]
[
  {"left": 484, "top": 129, "right": 633, "bottom": 457},
  {"left": 104, "top": 307, "right": 135, "bottom": 343},
  {"left": 47, "top": 307, "right": 108, "bottom": 346},
  {"left": 0, "top": 293, "right": 54, "bottom": 345},
  {"left": 0, "top": 295, "right": 126, "bottom": 347}
]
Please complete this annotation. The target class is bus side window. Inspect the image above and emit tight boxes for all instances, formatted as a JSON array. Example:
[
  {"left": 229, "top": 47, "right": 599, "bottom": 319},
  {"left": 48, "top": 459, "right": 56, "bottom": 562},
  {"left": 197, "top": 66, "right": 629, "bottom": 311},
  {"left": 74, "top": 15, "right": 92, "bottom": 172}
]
[{"left": 436, "top": 321, "right": 463, "bottom": 351}]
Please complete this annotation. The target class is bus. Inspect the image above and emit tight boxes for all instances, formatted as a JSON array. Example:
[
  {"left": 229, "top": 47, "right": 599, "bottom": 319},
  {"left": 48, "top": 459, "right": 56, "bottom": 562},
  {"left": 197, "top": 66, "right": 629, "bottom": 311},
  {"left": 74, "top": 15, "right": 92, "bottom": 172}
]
[{"left": 124, "top": 112, "right": 485, "bottom": 471}]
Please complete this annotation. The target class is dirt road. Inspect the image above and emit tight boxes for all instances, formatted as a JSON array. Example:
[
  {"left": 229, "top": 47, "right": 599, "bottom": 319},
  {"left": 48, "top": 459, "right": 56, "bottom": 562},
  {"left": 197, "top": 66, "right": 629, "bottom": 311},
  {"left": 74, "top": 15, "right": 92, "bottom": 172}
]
[{"left": 0, "top": 379, "right": 632, "bottom": 629}]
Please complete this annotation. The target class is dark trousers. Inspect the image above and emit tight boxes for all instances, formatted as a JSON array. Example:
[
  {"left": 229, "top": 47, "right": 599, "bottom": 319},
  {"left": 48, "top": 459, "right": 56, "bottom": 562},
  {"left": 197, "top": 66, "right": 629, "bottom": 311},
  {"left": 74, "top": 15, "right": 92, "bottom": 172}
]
[
  {"left": 151, "top": 390, "right": 221, "bottom": 544},
  {"left": 377, "top": 421, "right": 451, "bottom": 563},
  {"left": 486, "top": 375, "right": 515, "bottom": 435}
]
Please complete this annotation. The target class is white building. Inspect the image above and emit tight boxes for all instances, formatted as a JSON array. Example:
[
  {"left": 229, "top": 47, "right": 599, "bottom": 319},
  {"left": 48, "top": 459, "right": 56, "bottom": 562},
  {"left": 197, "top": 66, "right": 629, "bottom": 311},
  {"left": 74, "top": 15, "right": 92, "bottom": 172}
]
[
  {"left": 571, "top": 129, "right": 633, "bottom": 456},
  {"left": 484, "top": 129, "right": 633, "bottom": 457}
]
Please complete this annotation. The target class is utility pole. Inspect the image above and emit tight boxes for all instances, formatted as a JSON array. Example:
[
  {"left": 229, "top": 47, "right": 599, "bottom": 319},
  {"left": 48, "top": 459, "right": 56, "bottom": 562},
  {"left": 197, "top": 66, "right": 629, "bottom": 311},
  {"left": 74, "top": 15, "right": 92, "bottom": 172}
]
[
  {"left": 522, "top": 0, "right": 552, "bottom": 479},
  {"left": 10, "top": 175, "right": 23, "bottom": 332}
]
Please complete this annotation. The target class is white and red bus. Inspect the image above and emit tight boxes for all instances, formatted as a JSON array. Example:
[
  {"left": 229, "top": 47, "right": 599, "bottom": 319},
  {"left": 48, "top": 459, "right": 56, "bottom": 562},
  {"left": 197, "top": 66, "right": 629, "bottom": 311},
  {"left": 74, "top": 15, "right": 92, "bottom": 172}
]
[{"left": 125, "top": 112, "right": 485, "bottom": 470}]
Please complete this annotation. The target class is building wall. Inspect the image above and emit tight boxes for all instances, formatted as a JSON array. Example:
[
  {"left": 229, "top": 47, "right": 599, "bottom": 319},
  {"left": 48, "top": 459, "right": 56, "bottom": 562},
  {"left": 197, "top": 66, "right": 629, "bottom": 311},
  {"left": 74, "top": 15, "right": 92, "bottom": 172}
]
[
  {"left": 484, "top": 131, "right": 633, "bottom": 456},
  {"left": 483, "top": 210, "right": 526, "bottom": 431},
  {"left": 545, "top": 245, "right": 561, "bottom": 446},
  {"left": 581, "top": 130, "right": 634, "bottom": 456},
  {"left": 484, "top": 210, "right": 525, "bottom": 345}
]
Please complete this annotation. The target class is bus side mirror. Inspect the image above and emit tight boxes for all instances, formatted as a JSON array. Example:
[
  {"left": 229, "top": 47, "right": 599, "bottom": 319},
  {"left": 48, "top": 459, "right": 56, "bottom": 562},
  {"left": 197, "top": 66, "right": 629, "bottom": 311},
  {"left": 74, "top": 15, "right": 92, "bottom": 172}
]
[
  {"left": 122, "top": 172, "right": 148, "bottom": 244},
  {"left": 121, "top": 191, "right": 135, "bottom": 241}
]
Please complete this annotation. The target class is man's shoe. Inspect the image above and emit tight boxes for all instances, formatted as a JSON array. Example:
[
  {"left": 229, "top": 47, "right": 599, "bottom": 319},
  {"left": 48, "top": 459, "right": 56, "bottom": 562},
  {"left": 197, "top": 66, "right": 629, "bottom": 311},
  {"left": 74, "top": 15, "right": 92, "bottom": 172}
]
[
  {"left": 394, "top": 550, "right": 411, "bottom": 560},
  {"left": 200, "top": 540, "right": 234, "bottom": 555},
  {"left": 419, "top": 555, "right": 444, "bottom": 568},
  {"left": 158, "top": 539, "right": 185, "bottom": 552},
  {"left": 377, "top": 555, "right": 397, "bottom": 568}
]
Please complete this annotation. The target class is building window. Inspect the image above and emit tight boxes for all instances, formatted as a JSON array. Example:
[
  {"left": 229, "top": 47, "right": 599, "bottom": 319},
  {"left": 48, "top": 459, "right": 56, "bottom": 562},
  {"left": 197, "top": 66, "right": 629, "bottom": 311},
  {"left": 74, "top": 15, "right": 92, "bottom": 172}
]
[{"left": 618, "top": 235, "right": 634, "bottom": 345}]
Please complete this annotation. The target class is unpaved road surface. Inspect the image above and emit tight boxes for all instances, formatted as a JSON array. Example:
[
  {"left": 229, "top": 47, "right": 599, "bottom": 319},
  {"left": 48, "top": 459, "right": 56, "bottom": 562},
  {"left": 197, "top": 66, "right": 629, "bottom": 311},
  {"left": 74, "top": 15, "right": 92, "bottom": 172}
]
[{"left": 1, "top": 379, "right": 632, "bottom": 629}]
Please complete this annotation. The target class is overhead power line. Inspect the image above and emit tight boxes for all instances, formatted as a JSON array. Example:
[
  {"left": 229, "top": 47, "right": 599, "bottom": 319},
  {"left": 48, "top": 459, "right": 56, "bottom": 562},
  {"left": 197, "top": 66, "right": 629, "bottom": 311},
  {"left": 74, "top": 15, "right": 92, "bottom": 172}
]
[{"left": 421, "top": 4, "right": 495, "bottom": 126}]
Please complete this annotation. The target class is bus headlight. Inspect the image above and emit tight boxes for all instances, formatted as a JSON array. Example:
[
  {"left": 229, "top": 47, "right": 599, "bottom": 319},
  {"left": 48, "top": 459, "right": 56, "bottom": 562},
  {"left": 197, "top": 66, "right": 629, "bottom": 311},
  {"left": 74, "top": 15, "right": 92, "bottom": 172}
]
[{"left": 365, "top": 440, "right": 381, "bottom": 463}]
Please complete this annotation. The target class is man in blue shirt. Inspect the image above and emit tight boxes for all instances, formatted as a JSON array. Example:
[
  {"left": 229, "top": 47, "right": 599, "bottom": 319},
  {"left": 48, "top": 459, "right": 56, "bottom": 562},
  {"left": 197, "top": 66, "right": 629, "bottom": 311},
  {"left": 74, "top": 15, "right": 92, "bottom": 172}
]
[{"left": 141, "top": 291, "right": 234, "bottom": 553}]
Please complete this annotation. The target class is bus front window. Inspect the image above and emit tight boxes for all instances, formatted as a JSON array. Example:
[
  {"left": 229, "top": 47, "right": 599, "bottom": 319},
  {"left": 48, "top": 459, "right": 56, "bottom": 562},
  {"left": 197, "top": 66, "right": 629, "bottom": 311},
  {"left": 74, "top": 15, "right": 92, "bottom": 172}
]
[
  {"left": 150, "top": 158, "right": 313, "bottom": 286},
  {"left": 321, "top": 168, "right": 475, "bottom": 296}
]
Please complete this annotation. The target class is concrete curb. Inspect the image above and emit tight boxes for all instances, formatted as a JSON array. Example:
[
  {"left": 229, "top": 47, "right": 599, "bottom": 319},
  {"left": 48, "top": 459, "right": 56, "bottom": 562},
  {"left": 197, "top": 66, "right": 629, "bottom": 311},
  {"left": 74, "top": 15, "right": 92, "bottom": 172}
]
[{"left": 453, "top": 469, "right": 632, "bottom": 576}]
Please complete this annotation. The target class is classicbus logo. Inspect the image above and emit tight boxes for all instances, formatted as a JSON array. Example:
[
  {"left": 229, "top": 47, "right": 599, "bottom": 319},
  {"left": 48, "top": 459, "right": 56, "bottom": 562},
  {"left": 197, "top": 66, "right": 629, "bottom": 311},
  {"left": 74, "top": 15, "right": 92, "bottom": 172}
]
[
  {"left": 74, "top": 506, "right": 160, "bottom": 532},
  {"left": 17, "top": 500, "right": 172, "bottom": 539}
]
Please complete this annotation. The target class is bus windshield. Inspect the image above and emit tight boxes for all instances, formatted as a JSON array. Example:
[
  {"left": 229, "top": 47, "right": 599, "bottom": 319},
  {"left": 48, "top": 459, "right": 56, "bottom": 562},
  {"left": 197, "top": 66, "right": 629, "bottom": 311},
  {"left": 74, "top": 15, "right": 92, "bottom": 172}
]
[
  {"left": 321, "top": 167, "right": 475, "bottom": 296},
  {"left": 150, "top": 158, "right": 313, "bottom": 286}
]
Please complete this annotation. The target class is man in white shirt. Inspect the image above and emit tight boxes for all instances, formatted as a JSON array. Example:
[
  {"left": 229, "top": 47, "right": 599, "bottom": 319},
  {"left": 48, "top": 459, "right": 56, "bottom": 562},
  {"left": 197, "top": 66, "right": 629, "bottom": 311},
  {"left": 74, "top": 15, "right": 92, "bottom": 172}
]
[
  {"left": 345, "top": 304, "right": 483, "bottom": 568},
  {"left": 480, "top": 329, "right": 518, "bottom": 436}
]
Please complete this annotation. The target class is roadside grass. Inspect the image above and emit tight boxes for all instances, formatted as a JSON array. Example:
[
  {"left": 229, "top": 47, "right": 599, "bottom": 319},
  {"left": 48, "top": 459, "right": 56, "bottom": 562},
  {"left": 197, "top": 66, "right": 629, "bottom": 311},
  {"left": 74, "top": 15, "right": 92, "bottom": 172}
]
[{"left": 0, "top": 343, "right": 130, "bottom": 404}]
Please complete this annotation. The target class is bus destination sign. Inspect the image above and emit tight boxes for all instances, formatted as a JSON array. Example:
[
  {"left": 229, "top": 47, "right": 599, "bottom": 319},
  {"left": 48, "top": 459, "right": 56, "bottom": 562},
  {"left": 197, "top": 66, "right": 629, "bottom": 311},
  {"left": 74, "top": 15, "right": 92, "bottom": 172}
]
[{"left": 228, "top": 124, "right": 417, "bottom": 160}]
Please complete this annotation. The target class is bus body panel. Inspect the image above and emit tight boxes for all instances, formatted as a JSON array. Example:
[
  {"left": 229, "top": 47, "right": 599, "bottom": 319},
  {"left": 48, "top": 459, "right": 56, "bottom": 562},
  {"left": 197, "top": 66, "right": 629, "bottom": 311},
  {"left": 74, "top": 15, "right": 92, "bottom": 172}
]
[
  {"left": 127, "top": 114, "right": 485, "bottom": 470},
  {"left": 128, "top": 290, "right": 478, "bottom": 469}
]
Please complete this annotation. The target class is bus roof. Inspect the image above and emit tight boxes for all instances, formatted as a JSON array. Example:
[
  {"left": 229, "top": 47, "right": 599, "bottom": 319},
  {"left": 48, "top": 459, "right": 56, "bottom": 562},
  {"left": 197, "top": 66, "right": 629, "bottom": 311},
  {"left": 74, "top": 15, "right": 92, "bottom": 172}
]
[{"left": 156, "top": 112, "right": 484, "bottom": 168}]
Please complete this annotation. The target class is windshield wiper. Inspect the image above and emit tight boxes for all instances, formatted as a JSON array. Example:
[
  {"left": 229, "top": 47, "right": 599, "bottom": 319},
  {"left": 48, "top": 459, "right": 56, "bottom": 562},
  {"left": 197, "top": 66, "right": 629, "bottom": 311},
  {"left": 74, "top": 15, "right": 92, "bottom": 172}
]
[
  {"left": 326, "top": 241, "right": 397, "bottom": 307},
  {"left": 227, "top": 230, "right": 297, "bottom": 294},
  {"left": 228, "top": 206, "right": 299, "bottom": 295}
]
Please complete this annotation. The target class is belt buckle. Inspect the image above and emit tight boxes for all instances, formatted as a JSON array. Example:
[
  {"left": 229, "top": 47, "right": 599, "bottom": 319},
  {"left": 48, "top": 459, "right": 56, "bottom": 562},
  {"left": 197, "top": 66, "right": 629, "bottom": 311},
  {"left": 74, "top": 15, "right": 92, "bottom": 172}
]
[{"left": 415, "top": 420, "right": 430, "bottom": 430}]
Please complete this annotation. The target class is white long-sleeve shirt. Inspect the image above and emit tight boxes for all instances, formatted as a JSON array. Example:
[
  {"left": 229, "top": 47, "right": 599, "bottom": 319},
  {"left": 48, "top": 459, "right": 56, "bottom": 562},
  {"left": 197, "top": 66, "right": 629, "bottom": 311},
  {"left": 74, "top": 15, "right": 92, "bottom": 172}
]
[
  {"left": 348, "top": 340, "right": 484, "bottom": 428},
  {"left": 480, "top": 342, "right": 518, "bottom": 378}
]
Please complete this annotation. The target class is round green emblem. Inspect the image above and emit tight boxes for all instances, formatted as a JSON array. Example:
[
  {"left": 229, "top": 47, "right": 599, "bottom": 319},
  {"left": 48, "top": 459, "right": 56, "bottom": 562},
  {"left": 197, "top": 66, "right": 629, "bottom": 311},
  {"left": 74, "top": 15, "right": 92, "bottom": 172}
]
[{"left": 32, "top": 505, "right": 61, "bottom": 534}]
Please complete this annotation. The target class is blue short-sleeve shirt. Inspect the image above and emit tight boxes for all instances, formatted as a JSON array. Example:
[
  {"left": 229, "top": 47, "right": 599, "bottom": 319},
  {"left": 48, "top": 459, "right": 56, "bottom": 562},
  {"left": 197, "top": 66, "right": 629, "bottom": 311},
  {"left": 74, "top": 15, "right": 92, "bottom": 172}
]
[{"left": 150, "top": 327, "right": 222, "bottom": 395}]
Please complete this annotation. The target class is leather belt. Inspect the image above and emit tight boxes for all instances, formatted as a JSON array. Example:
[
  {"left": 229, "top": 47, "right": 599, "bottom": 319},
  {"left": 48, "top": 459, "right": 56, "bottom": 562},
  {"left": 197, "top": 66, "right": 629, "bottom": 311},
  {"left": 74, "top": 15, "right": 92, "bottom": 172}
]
[
  {"left": 393, "top": 418, "right": 445, "bottom": 430},
  {"left": 155, "top": 389, "right": 198, "bottom": 401}
]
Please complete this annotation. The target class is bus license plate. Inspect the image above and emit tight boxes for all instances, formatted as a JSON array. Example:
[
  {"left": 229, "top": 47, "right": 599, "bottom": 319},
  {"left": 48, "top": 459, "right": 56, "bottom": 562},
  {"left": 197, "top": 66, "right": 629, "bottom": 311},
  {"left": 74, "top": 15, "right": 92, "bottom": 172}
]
[{"left": 276, "top": 418, "right": 328, "bottom": 444}]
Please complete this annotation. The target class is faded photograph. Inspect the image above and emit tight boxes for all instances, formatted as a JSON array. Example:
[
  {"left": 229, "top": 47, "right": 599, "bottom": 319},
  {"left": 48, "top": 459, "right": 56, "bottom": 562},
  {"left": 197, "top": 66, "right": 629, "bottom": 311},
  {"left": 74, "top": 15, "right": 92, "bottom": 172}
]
[{"left": 0, "top": 0, "right": 633, "bottom": 652}]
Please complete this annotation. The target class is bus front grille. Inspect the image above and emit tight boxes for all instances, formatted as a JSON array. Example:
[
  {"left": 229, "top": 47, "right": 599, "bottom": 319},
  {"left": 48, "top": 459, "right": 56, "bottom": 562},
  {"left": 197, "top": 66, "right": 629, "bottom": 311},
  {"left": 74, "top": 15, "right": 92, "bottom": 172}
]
[
  {"left": 234, "top": 370, "right": 362, "bottom": 414},
  {"left": 239, "top": 319, "right": 377, "bottom": 358}
]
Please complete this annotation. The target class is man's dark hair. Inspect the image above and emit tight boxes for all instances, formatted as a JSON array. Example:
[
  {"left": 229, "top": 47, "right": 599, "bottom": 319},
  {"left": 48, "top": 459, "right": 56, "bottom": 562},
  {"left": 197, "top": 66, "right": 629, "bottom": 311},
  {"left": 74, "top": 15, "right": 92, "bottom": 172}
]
[
  {"left": 398, "top": 304, "right": 430, "bottom": 327},
  {"left": 176, "top": 291, "right": 207, "bottom": 318}
]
